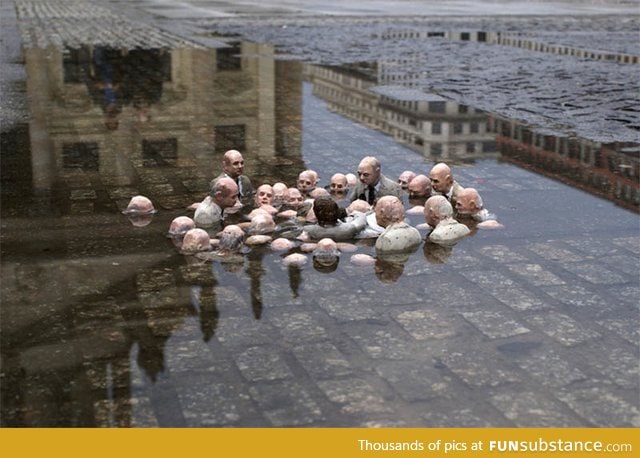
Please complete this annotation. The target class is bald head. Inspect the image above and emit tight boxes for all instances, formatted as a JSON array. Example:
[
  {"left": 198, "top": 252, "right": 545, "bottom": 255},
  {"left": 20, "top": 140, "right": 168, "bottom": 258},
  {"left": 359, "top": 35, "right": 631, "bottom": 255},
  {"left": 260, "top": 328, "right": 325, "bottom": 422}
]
[
  {"left": 424, "top": 195, "right": 453, "bottom": 227},
  {"left": 398, "top": 170, "right": 416, "bottom": 190},
  {"left": 298, "top": 170, "right": 318, "bottom": 194},
  {"left": 375, "top": 195, "right": 405, "bottom": 228},
  {"left": 219, "top": 224, "right": 245, "bottom": 253},
  {"left": 330, "top": 173, "right": 348, "bottom": 192},
  {"left": 408, "top": 174, "right": 431, "bottom": 198},
  {"left": 222, "top": 149, "right": 244, "bottom": 179},
  {"left": 456, "top": 187, "right": 483, "bottom": 215},
  {"left": 357, "top": 156, "right": 381, "bottom": 186},
  {"left": 211, "top": 177, "right": 239, "bottom": 209},
  {"left": 429, "top": 162, "right": 453, "bottom": 194}
]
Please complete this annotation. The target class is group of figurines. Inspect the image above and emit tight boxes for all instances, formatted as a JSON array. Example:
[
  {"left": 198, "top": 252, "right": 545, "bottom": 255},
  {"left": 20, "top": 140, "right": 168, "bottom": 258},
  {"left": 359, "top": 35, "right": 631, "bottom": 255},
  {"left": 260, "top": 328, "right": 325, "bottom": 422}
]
[{"left": 122, "top": 149, "right": 503, "bottom": 271}]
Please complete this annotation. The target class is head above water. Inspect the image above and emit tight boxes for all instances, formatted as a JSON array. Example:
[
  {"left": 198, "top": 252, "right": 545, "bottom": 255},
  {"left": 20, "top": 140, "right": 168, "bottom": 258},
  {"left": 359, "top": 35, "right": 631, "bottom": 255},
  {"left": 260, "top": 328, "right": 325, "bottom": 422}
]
[
  {"left": 168, "top": 216, "right": 195, "bottom": 237},
  {"left": 211, "top": 177, "right": 240, "bottom": 209},
  {"left": 219, "top": 224, "right": 245, "bottom": 253},
  {"left": 374, "top": 195, "right": 405, "bottom": 228},
  {"left": 181, "top": 228, "right": 212, "bottom": 254},
  {"left": 297, "top": 170, "right": 318, "bottom": 194},
  {"left": 330, "top": 173, "right": 348, "bottom": 192},
  {"left": 428, "top": 162, "right": 454, "bottom": 194},
  {"left": 222, "top": 149, "right": 244, "bottom": 179},
  {"left": 408, "top": 174, "right": 431, "bottom": 198},
  {"left": 455, "top": 187, "right": 483, "bottom": 214},
  {"left": 313, "top": 196, "right": 341, "bottom": 227},
  {"left": 123, "top": 195, "right": 156, "bottom": 215},
  {"left": 286, "top": 188, "right": 304, "bottom": 208},
  {"left": 254, "top": 184, "right": 274, "bottom": 207},
  {"left": 357, "top": 156, "right": 381, "bottom": 187},
  {"left": 398, "top": 170, "right": 416, "bottom": 190},
  {"left": 424, "top": 195, "right": 453, "bottom": 227}
]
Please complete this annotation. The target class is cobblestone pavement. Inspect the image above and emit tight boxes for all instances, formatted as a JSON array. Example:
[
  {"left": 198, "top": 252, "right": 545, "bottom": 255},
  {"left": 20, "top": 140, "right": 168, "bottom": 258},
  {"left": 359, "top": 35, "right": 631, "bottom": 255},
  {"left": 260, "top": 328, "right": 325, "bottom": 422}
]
[{"left": 1, "top": 0, "right": 639, "bottom": 428}]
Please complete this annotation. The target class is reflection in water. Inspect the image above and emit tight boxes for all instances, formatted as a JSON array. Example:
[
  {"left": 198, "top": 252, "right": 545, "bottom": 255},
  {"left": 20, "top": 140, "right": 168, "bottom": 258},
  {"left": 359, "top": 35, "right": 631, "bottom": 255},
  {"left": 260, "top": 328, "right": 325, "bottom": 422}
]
[
  {"left": 2, "top": 34, "right": 639, "bottom": 427},
  {"left": 492, "top": 116, "right": 640, "bottom": 212}
]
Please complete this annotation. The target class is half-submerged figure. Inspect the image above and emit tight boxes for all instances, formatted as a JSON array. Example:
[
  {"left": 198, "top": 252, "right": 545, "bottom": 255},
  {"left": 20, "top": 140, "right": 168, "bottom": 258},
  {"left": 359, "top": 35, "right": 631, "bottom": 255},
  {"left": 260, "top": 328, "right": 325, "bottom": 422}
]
[
  {"left": 167, "top": 215, "right": 196, "bottom": 249},
  {"left": 350, "top": 156, "right": 403, "bottom": 204},
  {"left": 425, "top": 195, "right": 470, "bottom": 245},
  {"left": 428, "top": 162, "right": 464, "bottom": 206},
  {"left": 299, "top": 196, "right": 366, "bottom": 242},
  {"left": 211, "top": 149, "right": 253, "bottom": 199},
  {"left": 374, "top": 196, "right": 422, "bottom": 253},
  {"left": 455, "top": 187, "right": 504, "bottom": 229},
  {"left": 123, "top": 195, "right": 157, "bottom": 227},
  {"left": 194, "top": 177, "right": 239, "bottom": 229}
]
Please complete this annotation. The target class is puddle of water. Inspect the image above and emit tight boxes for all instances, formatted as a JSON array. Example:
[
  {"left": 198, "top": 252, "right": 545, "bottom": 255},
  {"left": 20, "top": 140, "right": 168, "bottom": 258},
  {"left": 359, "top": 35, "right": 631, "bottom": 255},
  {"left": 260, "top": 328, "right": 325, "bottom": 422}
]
[{"left": 1, "top": 40, "right": 638, "bottom": 427}]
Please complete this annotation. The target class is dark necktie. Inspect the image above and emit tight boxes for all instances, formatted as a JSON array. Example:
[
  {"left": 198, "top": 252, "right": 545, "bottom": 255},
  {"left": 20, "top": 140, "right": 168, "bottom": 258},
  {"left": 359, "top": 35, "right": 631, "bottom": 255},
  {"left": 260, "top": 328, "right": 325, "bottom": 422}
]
[{"left": 367, "top": 185, "right": 376, "bottom": 205}]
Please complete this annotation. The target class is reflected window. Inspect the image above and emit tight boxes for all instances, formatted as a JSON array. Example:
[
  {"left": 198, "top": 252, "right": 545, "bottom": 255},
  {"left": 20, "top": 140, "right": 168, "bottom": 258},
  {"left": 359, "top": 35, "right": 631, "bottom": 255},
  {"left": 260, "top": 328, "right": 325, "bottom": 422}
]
[
  {"left": 461, "top": 32, "right": 470, "bottom": 41},
  {"left": 431, "top": 144, "right": 442, "bottom": 156},
  {"left": 217, "top": 43, "right": 242, "bottom": 71},
  {"left": 215, "top": 125, "right": 246, "bottom": 154},
  {"left": 458, "top": 105, "right": 468, "bottom": 114},
  {"left": 143, "top": 138, "right": 178, "bottom": 166},
  {"left": 63, "top": 142, "right": 99, "bottom": 170},
  {"left": 428, "top": 101, "right": 446, "bottom": 113},
  {"left": 63, "top": 47, "right": 91, "bottom": 84},
  {"left": 470, "top": 122, "right": 479, "bottom": 133},
  {"left": 478, "top": 32, "right": 487, "bottom": 42},
  {"left": 431, "top": 122, "right": 442, "bottom": 134},
  {"left": 453, "top": 123, "right": 463, "bottom": 134}
]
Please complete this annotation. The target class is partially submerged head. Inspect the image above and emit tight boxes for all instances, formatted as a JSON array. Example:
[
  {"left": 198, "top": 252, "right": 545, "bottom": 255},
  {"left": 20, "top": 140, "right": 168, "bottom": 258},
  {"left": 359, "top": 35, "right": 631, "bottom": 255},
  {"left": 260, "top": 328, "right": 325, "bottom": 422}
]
[
  {"left": 312, "top": 238, "right": 340, "bottom": 271},
  {"left": 222, "top": 149, "right": 244, "bottom": 179},
  {"left": 297, "top": 170, "right": 318, "bottom": 194},
  {"left": 357, "top": 156, "right": 381, "bottom": 186},
  {"left": 249, "top": 212, "right": 276, "bottom": 235},
  {"left": 408, "top": 174, "right": 431, "bottom": 198},
  {"left": 346, "top": 199, "right": 371, "bottom": 215},
  {"left": 424, "top": 195, "right": 453, "bottom": 227},
  {"left": 254, "top": 184, "right": 274, "bottom": 207},
  {"left": 286, "top": 188, "right": 304, "bottom": 209},
  {"left": 374, "top": 196, "right": 405, "bottom": 228},
  {"left": 181, "top": 228, "right": 212, "bottom": 254},
  {"left": 218, "top": 224, "right": 245, "bottom": 254},
  {"left": 168, "top": 216, "right": 195, "bottom": 238},
  {"left": 313, "top": 196, "right": 341, "bottom": 227},
  {"left": 455, "top": 187, "right": 483, "bottom": 215},
  {"left": 329, "top": 173, "right": 348, "bottom": 193},
  {"left": 123, "top": 195, "right": 156, "bottom": 215},
  {"left": 428, "top": 162, "right": 454, "bottom": 194},
  {"left": 211, "top": 177, "right": 240, "bottom": 209},
  {"left": 398, "top": 170, "right": 416, "bottom": 190}
]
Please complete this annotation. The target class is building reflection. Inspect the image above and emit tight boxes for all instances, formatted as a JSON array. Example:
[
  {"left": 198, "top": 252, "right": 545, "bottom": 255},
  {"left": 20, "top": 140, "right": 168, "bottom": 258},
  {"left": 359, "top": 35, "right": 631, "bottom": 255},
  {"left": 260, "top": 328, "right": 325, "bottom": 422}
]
[
  {"left": 1, "top": 40, "right": 305, "bottom": 426},
  {"left": 305, "top": 62, "right": 497, "bottom": 163},
  {"left": 491, "top": 115, "right": 640, "bottom": 212}
]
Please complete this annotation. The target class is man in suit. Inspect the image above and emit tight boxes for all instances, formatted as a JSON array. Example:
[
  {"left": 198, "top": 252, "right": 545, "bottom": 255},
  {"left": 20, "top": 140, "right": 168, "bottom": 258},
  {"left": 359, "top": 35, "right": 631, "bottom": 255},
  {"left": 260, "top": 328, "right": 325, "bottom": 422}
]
[
  {"left": 428, "top": 162, "right": 463, "bottom": 206},
  {"left": 210, "top": 149, "right": 253, "bottom": 199},
  {"left": 349, "top": 156, "right": 403, "bottom": 205}
]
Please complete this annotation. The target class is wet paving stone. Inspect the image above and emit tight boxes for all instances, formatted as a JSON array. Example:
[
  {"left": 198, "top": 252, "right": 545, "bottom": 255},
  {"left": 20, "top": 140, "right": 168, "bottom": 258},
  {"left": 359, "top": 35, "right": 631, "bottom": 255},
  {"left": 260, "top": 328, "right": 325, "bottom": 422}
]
[
  {"left": 529, "top": 311, "right": 601, "bottom": 346},
  {"left": 587, "top": 346, "right": 640, "bottom": 390},
  {"left": 235, "top": 346, "right": 294, "bottom": 382},
  {"left": 558, "top": 262, "right": 628, "bottom": 285},
  {"left": 509, "top": 347, "right": 588, "bottom": 388},
  {"left": 291, "top": 341, "right": 353, "bottom": 380},
  {"left": 460, "top": 310, "right": 531, "bottom": 339},
  {"left": 420, "top": 401, "right": 508, "bottom": 427},
  {"left": 393, "top": 309, "right": 460, "bottom": 341},
  {"left": 375, "top": 360, "right": 454, "bottom": 402},
  {"left": 489, "top": 391, "right": 584, "bottom": 427},
  {"left": 248, "top": 382, "right": 325, "bottom": 426},
  {"left": 317, "top": 294, "right": 381, "bottom": 322},
  {"left": 317, "top": 378, "right": 394, "bottom": 415},
  {"left": 437, "top": 351, "right": 522, "bottom": 388},
  {"left": 506, "top": 263, "right": 566, "bottom": 286},
  {"left": 488, "top": 286, "right": 550, "bottom": 312},
  {"left": 555, "top": 385, "right": 640, "bottom": 427},
  {"left": 349, "top": 323, "right": 422, "bottom": 360},
  {"left": 526, "top": 242, "right": 584, "bottom": 262},
  {"left": 215, "top": 316, "right": 278, "bottom": 350},
  {"left": 477, "top": 245, "right": 529, "bottom": 263},
  {"left": 541, "top": 284, "right": 605, "bottom": 310},
  {"left": 269, "top": 311, "right": 329, "bottom": 343},
  {"left": 595, "top": 318, "right": 640, "bottom": 347}
]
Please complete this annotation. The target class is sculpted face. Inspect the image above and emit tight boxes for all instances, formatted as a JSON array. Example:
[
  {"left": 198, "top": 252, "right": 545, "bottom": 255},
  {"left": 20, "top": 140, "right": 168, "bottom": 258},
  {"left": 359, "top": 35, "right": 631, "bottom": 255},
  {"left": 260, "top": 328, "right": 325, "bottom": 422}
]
[
  {"left": 398, "top": 171, "right": 416, "bottom": 190},
  {"left": 222, "top": 150, "right": 244, "bottom": 179},
  {"left": 374, "top": 196, "right": 404, "bottom": 228},
  {"left": 408, "top": 175, "right": 431, "bottom": 198},
  {"left": 429, "top": 163, "right": 453, "bottom": 194},
  {"left": 455, "top": 189, "right": 478, "bottom": 214},
  {"left": 181, "top": 228, "right": 212, "bottom": 254},
  {"left": 215, "top": 178, "right": 240, "bottom": 209},
  {"left": 272, "top": 182, "right": 288, "bottom": 206},
  {"left": 357, "top": 159, "right": 380, "bottom": 186},
  {"left": 297, "top": 171, "right": 317, "bottom": 194},
  {"left": 255, "top": 184, "right": 274, "bottom": 206},
  {"left": 286, "top": 188, "right": 304, "bottom": 208},
  {"left": 424, "top": 195, "right": 448, "bottom": 227},
  {"left": 330, "top": 173, "right": 348, "bottom": 192}
]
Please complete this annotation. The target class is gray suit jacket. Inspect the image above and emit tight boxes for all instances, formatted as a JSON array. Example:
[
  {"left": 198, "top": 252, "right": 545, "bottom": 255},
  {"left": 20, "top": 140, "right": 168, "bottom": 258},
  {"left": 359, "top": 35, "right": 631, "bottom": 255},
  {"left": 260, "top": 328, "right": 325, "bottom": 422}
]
[{"left": 349, "top": 174, "right": 404, "bottom": 203}]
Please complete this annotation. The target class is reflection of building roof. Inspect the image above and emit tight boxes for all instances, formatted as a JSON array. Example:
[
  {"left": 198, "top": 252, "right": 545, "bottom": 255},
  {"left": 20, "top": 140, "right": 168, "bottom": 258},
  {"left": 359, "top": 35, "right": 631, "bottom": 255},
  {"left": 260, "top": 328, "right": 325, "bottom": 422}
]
[{"left": 369, "top": 85, "right": 447, "bottom": 102}]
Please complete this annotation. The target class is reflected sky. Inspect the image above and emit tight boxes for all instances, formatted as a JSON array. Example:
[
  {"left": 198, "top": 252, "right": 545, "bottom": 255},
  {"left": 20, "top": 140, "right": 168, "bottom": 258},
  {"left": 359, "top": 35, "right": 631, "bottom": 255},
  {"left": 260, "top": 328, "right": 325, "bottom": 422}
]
[{"left": 1, "top": 39, "right": 638, "bottom": 427}]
